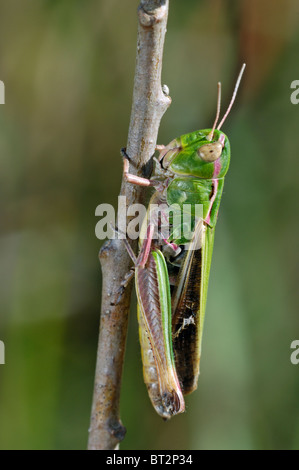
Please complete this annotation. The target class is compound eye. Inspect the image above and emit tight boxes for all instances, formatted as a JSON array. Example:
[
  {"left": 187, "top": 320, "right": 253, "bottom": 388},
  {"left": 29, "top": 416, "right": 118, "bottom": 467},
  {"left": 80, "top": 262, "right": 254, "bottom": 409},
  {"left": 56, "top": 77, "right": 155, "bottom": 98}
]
[{"left": 198, "top": 142, "right": 222, "bottom": 162}]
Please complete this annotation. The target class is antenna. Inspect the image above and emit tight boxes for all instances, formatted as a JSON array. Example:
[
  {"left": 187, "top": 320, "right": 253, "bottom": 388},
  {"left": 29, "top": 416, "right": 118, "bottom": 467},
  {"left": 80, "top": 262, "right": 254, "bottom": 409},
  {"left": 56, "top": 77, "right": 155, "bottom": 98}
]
[
  {"left": 207, "top": 81, "right": 221, "bottom": 141},
  {"left": 217, "top": 63, "right": 246, "bottom": 131}
]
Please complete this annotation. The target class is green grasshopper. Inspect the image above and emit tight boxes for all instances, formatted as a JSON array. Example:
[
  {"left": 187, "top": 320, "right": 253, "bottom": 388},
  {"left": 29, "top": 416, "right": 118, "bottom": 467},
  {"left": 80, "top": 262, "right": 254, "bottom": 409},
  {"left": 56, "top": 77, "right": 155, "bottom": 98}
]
[{"left": 122, "top": 65, "right": 246, "bottom": 419}]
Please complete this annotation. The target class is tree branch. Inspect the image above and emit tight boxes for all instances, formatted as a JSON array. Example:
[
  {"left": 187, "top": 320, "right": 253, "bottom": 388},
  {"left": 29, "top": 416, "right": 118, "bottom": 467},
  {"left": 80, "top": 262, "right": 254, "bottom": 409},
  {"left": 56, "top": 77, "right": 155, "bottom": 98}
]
[{"left": 88, "top": 0, "right": 170, "bottom": 450}]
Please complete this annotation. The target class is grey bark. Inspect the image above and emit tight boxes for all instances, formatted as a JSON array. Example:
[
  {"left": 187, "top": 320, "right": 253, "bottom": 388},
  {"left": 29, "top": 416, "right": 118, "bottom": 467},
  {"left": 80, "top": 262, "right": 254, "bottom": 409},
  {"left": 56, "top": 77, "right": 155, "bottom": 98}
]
[{"left": 88, "top": 0, "right": 171, "bottom": 450}]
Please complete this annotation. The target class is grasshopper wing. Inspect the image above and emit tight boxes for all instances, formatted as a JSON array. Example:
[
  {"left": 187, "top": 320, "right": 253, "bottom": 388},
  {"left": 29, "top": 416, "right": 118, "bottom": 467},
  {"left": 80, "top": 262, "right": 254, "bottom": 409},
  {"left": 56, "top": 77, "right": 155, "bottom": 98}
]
[
  {"left": 136, "top": 249, "right": 185, "bottom": 419},
  {"left": 171, "top": 216, "right": 216, "bottom": 395}
]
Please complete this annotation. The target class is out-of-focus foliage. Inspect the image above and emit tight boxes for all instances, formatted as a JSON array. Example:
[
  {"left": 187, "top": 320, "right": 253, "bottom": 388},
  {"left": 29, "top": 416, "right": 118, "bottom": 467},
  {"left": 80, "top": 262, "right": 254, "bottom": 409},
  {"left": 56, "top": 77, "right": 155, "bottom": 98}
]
[{"left": 0, "top": 0, "right": 298, "bottom": 450}]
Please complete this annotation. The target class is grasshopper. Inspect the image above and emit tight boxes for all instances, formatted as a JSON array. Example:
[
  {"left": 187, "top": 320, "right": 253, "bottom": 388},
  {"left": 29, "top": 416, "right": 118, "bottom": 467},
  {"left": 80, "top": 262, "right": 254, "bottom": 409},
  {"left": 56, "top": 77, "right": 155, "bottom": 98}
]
[{"left": 122, "top": 64, "right": 246, "bottom": 419}]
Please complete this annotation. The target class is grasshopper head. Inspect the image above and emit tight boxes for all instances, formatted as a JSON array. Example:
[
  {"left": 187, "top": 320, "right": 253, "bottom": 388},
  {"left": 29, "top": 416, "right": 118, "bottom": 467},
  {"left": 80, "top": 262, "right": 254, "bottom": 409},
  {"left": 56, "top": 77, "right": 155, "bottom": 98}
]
[{"left": 163, "top": 129, "right": 230, "bottom": 179}]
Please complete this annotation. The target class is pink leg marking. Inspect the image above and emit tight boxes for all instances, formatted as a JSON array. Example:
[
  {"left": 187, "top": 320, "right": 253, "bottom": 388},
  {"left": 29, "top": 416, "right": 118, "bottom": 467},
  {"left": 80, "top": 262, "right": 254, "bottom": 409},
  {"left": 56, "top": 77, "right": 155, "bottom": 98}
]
[
  {"left": 205, "top": 179, "right": 218, "bottom": 226},
  {"left": 137, "top": 224, "right": 155, "bottom": 269},
  {"left": 123, "top": 158, "right": 153, "bottom": 187},
  {"left": 162, "top": 238, "right": 179, "bottom": 252}
]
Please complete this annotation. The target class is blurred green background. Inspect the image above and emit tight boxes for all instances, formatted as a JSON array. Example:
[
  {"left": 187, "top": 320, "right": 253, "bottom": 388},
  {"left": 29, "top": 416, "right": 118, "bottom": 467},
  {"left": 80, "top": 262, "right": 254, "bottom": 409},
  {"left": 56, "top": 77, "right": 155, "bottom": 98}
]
[{"left": 0, "top": 0, "right": 298, "bottom": 450}]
